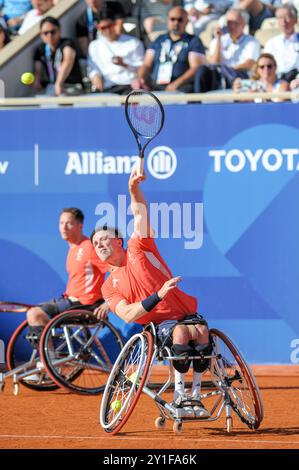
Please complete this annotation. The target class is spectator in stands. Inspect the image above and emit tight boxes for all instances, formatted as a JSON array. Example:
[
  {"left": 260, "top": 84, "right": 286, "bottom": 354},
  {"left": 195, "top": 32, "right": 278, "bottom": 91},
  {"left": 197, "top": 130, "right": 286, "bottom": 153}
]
[
  {"left": 33, "top": 16, "right": 83, "bottom": 96},
  {"left": 194, "top": 8, "right": 260, "bottom": 92},
  {"left": 264, "top": 3, "right": 299, "bottom": 82},
  {"left": 76, "top": 0, "right": 126, "bottom": 59},
  {"left": 0, "top": 0, "right": 32, "bottom": 33},
  {"left": 18, "top": 0, "right": 53, "bottom": 35},
  {"left": 0, "top": 22, "right": 10, "bottom": 47},
  {"left": 88, "top": 9, "right": 144, "bottom": 94},
  {"left": 135, "top": 1, "right": 179, "bottom": 40},
  {"left": 233, "top": 52, "right": 289, "bottom": 100},
  {"left": 134, "top": 6, "right": 206, "bottom": 92},
  {"left": 184, "top": 1, "right": 232, "bottom": 36},
  {"left": 233, "top": 1, "right": 281, "bottom": 34}
]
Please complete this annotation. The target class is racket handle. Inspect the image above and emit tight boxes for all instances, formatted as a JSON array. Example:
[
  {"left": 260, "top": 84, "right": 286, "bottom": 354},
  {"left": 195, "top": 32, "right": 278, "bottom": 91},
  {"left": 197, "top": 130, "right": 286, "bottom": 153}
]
[{"left": 137, "top": 157, "right": 144, "bottom": 177}]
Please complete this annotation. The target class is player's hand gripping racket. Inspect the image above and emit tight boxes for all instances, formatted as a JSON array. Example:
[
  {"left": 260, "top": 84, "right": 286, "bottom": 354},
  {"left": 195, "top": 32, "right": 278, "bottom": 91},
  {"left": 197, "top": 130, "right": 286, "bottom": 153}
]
[{"left": 125, "top": 90, "right": 165, "bottom": 176}]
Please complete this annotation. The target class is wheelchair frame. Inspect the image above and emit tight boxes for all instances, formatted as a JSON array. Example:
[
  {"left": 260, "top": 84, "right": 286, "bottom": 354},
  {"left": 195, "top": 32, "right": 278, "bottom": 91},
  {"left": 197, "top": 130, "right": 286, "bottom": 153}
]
[
  {"left": 100, "top": 323, "right": 264, "bottom": 435},
  {"left": 0, "top": 307, "right": 124, "bottom": 396}
]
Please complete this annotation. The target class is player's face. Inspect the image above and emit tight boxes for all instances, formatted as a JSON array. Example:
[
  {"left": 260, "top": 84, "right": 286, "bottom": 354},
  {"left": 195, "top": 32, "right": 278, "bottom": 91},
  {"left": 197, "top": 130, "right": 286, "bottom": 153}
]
[
  {"left": 92, "top": 230, "right": 120, "bottom": 262},
  {"left": 59, "top": 212, "right": 82, "bottom": 242}
]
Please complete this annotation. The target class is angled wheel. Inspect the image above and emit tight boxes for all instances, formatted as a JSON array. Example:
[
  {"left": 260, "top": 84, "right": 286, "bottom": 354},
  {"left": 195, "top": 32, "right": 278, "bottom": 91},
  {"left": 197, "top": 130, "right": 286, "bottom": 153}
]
[
  {"left": 210, "top": 329, "right": 263, "bottom": 430},
  {"left": 100, "top": 331, "right": 154, "bottom": 435},
  {"left": 39, "top": 310, "right": 124, "bottom": 395},
  {"left": 7, "top": 320, "right": 58, "bottom": 391}
]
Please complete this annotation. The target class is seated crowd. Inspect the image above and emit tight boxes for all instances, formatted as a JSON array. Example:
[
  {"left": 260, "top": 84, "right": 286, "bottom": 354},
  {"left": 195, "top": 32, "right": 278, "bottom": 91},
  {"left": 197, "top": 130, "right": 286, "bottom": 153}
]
[{"left": 0, "top": 0, "right": 299, "bottom": 98}]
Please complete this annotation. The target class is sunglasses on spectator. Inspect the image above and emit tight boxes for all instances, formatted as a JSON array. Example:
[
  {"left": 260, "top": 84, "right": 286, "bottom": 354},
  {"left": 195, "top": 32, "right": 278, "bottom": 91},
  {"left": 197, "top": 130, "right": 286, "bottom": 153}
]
[
  {"left": 41, "top": 29, "right": 58, "bottom": 36},
  {"left": 169, "top": 17, "right": 184, "bottom": 22},
  {"left": 258, "top": 64, "right": 274, "bottom": 70},
  {"left": 98, "top": 23, "right": 114, "bottom": 31}
]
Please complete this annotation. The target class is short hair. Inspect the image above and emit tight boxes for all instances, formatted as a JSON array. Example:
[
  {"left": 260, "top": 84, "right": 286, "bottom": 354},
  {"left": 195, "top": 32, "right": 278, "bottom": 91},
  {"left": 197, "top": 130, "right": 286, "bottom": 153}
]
[
  {"left": 98, "top": 6, "right": 117, "bottom": 23},
  {"left": 90, "top": 224, "right": 123, "bottom": 246},
  {"left": 40, "top": 16, "right": 60, "bottom": 30},
  {"left": 276, "top": 3, "right": 298, "bottom": 20},
  {"left": 226, "top": 7, "right": 249, "bottom": 25},
  {"left": 61, "top": 207, "right": 84, "bottom": 223}
]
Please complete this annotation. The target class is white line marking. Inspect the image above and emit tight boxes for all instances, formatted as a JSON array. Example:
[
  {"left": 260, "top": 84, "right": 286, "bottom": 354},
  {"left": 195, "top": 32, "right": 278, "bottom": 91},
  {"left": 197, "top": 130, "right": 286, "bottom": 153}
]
[
  {"left": 34, "top": 143, "right": 39, "bottom": 186},
  {"left": 0, "top": 435, "right": 298, "bottom": 445}
]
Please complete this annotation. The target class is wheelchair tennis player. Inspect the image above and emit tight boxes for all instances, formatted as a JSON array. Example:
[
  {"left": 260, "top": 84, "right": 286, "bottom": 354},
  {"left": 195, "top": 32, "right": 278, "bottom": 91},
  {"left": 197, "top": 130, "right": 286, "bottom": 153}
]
[{"left": 91, "top": 168, "right": 211, "bottom": 418}]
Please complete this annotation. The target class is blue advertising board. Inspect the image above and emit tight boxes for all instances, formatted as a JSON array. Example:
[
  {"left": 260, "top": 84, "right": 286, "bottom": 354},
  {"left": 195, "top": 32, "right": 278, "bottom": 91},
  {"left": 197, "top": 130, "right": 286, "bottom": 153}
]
[{"left": 0, "top": 102, "right": 299, "bottom": 364}]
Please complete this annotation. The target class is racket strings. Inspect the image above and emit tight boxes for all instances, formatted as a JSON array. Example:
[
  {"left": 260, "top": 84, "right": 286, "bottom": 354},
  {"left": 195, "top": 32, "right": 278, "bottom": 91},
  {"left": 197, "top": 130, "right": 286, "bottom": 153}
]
[{"left": 126, "top": 92, "right": 163, "bottom": 139}]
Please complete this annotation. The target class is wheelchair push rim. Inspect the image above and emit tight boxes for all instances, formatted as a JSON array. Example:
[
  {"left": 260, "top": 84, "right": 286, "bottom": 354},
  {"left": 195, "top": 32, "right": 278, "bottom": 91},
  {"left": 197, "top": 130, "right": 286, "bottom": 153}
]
[
  {"left": 100, "top": 331, "right": 153, "bottom": 435},
  {"left": 7, "top": 319, "right": 59, "bottom": 391},
  {"left": 39, "top": 309, "right": 124, "bottom": 395},
  {"left": 210, "top": 329, "right": 264, "bottom": 429}
]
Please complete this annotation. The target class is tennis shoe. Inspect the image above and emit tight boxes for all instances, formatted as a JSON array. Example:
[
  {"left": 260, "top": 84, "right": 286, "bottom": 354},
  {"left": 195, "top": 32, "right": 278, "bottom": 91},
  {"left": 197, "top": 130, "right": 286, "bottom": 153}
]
[
  {"left": 172, "top": 393, "right": 195, "bottom": 418},
  {"left": 191, "top": 393, "right": 210, "bottom": 418}
]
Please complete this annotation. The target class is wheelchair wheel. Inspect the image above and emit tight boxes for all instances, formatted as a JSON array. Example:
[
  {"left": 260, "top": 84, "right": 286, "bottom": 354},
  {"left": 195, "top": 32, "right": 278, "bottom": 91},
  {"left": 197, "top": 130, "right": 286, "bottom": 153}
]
[
  {"left": 100, "top": 331, "right": 153, "bottom": 435},
  {"left": 39, "top": 310, "right": 124, "bottom": 395},
  {"left": 7, "top": 320, "right": 58, "bottom": 391},
  {"left": 210, "top": 329, "right": 263, "bottom": 430}
]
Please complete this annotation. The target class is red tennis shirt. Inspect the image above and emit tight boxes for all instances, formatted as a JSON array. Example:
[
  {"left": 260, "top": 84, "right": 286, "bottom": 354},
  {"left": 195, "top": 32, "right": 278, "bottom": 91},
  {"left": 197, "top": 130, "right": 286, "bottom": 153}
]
[
  {"left": 102, "top": 236, "right": 197, "bottom": 325},
  {"left": 65, "top": 237, "right": 106, "bottom": 305}
]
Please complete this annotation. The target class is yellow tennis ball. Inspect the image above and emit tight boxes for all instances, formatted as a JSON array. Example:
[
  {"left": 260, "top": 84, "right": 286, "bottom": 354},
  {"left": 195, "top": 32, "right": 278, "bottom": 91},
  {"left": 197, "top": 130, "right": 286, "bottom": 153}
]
[
  {"left": 21, "top": 72, "right": 35, "bottom": 85},
  {"left": 110, "top": 399, "right": 122, "bottom": 412}
]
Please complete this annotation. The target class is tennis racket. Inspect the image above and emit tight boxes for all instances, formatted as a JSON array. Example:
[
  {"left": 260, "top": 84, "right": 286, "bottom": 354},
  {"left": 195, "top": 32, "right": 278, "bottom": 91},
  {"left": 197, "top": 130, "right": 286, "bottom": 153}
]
[
  {"left": 125, "top": 90, "right": 165, "bottom": 176},
  {"left": 0, "top": 301, "right": 33, "bottom": 312}
]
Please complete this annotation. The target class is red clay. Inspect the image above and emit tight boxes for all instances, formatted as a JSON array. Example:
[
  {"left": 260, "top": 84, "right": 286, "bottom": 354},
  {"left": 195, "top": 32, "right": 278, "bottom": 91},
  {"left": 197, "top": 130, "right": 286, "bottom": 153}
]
[{"left": 0, "top": 366, "right": 298, "bottom": 450}]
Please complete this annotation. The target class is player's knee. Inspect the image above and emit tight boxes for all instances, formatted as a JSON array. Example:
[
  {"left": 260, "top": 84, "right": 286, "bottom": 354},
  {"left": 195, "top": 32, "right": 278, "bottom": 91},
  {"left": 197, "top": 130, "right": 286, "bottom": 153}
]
[
  {"left": 27, "top": 307, "right": 47, "bottom": 326},
  {"left": 195, "top": 324, "right": 209, "bottom": 343},
  {"left": 172, "top": 325, "right": 189, "bottom": 344}
]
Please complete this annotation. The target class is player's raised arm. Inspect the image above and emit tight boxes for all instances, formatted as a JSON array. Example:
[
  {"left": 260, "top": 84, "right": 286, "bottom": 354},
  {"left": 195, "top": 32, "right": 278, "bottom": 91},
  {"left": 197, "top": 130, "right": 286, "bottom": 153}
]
[{"left": 128, "top": 167, "right": 152, "bottom": 238}]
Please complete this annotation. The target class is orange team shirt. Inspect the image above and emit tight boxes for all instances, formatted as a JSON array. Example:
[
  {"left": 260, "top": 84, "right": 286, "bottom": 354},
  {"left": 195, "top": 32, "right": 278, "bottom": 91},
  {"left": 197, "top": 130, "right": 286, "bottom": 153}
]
[
  {"left": 102, "top": 236, "right": 197, "bottom": 325},
  {"left": 65, "top": 237, "right": 107, "bottom": 305}
]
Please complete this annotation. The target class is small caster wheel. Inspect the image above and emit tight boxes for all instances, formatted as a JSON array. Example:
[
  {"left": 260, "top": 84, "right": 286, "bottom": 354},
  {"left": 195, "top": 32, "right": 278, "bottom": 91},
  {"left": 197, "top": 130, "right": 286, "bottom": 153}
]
[
  {"left": 13, "top": 383, "right": 19, "bottom": 396},
  {"left": 226, "top": 416, "right": 233, "bottom": 433},
  {"left": 173, "top": 421, "right": 182, "bottom": 434},
  {"left": 155, "top": 417, "right": 165, "bottom": 429}
]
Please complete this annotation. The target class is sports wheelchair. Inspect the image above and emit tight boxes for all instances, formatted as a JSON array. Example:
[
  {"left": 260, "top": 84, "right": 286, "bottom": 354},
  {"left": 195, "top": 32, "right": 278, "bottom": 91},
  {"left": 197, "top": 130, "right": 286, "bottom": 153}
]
[
  {"left": 100, "top": 321, "right": 264, "bottom": 434},
  {"left": 0, "top": 302, "right": 124, "bottom": 395}
]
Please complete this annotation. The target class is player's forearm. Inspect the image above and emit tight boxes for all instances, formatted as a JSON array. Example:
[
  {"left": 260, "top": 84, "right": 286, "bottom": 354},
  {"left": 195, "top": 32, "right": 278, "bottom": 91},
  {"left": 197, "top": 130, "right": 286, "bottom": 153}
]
[
  {"left": 130, "top": 184, "right": 147, "bottom": 213},
  {"left": 115, "top": 301, "right": 147, "bottom": 323}
]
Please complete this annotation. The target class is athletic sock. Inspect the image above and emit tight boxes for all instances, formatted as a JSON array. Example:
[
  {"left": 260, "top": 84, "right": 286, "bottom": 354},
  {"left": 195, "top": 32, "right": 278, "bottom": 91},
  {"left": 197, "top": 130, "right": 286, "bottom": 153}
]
[
  {"left": 174, "top": 369, "right": 185, "bottom": 400},
  {"left": 191, "top": 371, "right": 202, "bottom": 398}
]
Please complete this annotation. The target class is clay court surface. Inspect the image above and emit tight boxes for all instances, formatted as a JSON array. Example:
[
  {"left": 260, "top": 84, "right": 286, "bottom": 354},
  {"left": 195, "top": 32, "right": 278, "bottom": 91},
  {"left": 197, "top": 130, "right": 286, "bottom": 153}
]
[{"left": 0, "top": 366, "right": 298, "bottom": 450}]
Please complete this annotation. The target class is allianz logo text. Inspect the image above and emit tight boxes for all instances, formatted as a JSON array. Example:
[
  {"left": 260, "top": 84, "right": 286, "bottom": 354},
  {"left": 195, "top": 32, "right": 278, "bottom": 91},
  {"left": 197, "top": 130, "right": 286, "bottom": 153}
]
[
  {"left": 209, "top": 148, "right": 299, "bottom": 172},
  {"left": 65, "top": 146, "right": 177, "bottom": 179}
]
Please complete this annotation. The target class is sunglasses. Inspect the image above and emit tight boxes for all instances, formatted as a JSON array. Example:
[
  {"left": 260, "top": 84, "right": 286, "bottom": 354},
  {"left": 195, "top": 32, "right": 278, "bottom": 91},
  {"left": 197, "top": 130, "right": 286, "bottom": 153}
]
[
  {"left": 41, "top": 29, "right": 58, "bottom": 36},
  {"left": 169, "top": 17, "right": 184, "bottom": 22},
  {"left": 258, "top": 64, "right": 274, "bottom": 70},
  {"left": 98, "top": 23, "right": 114, "bottom": 31}
]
